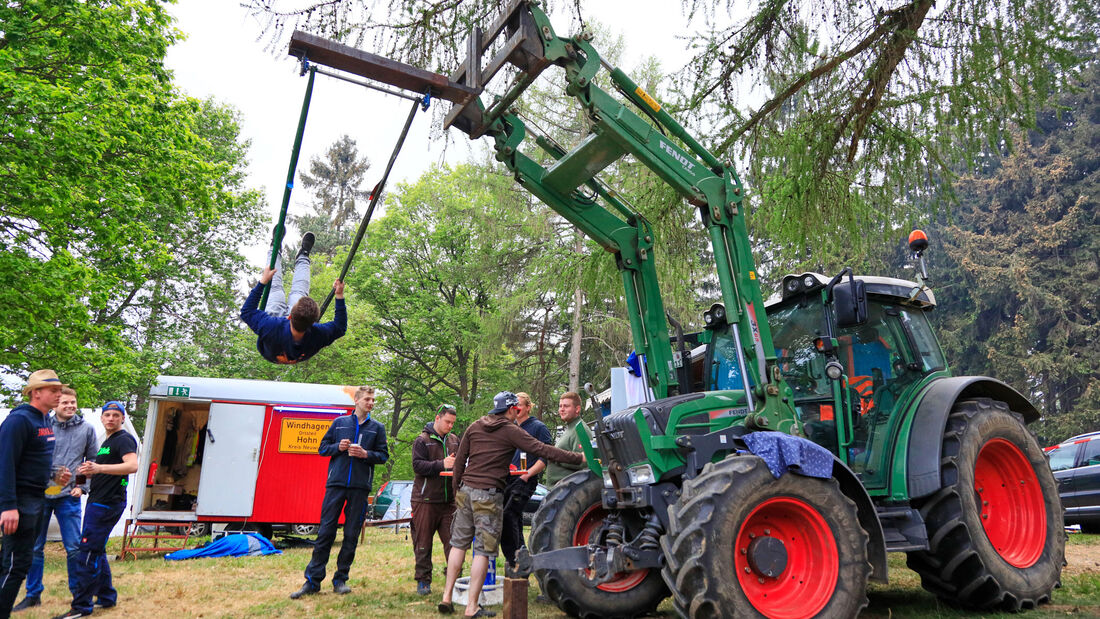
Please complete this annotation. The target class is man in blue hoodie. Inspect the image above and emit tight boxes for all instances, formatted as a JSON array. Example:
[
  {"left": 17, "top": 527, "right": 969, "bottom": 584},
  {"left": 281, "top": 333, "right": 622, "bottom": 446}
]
[
  {"left": 290, "top": 386, "right": 388, "bottom": 599},
  {"left": 239, "top": 232, "right": 347, "bottom": 364},
  {"left": 0, "top": 370, "right": 68, "bottom": 619}
]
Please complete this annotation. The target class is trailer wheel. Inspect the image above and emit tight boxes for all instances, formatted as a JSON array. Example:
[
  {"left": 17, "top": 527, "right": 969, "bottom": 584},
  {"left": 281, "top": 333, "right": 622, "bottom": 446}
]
[
  {"left": 187, "top": 522, "right": 210, "bottom": 537},
  {"left": 906, "top": 398, "right": 1065, "bottom": 610},
  {"left": 662, "top": 455, "right": 870, "bottom": 619},
  {"left": 529, "top": 471, "right": 668, "bottom": 618}
]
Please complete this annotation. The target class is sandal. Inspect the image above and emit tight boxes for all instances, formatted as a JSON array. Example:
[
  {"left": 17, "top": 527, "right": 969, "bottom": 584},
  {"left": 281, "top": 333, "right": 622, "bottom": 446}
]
[
  {"left": 438, "top": 601, "right": 455, "bottom": 614},
  {"left": 466, "top": 607, "right": 496, "bottom": 618}
]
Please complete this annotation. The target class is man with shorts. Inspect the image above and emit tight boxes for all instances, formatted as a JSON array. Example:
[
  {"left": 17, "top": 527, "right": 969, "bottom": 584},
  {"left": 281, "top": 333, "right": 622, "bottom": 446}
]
[{"left": 438, "top": 392, "right": 584, "bottom": 618}]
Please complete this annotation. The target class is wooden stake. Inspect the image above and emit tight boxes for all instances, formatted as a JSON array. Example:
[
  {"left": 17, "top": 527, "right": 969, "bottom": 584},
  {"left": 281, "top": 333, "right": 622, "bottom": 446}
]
[{"left": 502, "top": 576, "right": 528, "bottom": 619}]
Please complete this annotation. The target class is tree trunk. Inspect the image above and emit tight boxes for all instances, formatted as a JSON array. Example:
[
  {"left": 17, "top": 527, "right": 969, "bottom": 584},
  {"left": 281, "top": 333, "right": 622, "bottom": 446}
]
[{"left": 568, "top": 230, "right": 584, "bottom": 394}]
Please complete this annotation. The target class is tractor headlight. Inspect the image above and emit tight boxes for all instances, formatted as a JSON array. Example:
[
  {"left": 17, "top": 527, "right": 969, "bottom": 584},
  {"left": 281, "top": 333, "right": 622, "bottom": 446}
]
[
  {"left": 602, "top": 469, "right": 614, "bottom": 488},
  {"left": 627, "top": 464, "right": 656, "bottom": 485},
  {"left": 825, "top": 360, "right": 844, "bottom": 380}
]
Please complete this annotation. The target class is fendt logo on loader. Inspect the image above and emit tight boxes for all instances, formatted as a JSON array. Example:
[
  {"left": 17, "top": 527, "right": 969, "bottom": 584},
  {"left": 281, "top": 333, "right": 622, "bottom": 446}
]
[{"left": 659, "top": 139, "right": 696, "bottom": 174}]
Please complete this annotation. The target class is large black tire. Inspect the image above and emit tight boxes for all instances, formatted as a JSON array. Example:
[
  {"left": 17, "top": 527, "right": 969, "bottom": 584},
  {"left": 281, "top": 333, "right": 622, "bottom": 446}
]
[
  {"left": 906, "top": 398, "right": 1065, "bottom": 610},
  {"left": 661, "top": 455, "right": 870, "bottom": 619},
  {"left": 528, "top": 471, "right": 669, "bottom": 618}
]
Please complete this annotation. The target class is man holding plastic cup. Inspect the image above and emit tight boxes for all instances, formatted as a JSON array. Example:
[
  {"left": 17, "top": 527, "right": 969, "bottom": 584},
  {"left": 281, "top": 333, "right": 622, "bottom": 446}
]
[{"left": 290, "top": 386, "right": 388, "bottom": 599}]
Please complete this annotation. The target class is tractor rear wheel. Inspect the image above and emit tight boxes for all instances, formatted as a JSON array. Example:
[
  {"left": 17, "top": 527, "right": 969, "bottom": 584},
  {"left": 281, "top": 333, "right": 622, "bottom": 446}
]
[
  {"left": 906, "top": 398, "right": 1065, "bottom": 610},
  {"left": 662, "top": 455, "right": 870, "bottom": 619},
  {"left": 528, "top": 471, "right": 668, "bottom": 618}
]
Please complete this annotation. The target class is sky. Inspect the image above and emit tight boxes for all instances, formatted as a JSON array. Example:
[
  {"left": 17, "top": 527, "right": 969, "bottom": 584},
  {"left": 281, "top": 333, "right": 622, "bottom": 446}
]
[{"left": 163, "top": 1, "right": 697, "bottom": 265}]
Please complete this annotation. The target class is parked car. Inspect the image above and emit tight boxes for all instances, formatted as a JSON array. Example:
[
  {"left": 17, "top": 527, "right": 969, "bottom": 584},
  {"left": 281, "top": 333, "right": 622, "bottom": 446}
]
[
  {"left": 371, "top": 480, "right": 413, "bottom": 520},
  {"left": 370, "top": 479, "right": 547, "bottom": 524},
  {"left": 1047, "top": 431, "right": 1100, "bottom": 533}
]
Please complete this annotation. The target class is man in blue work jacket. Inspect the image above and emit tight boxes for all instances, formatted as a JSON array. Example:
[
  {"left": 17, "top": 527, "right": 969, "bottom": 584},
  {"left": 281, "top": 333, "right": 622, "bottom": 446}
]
[{"left": 290, "top": 386, "right": 388, "bottom": 599}]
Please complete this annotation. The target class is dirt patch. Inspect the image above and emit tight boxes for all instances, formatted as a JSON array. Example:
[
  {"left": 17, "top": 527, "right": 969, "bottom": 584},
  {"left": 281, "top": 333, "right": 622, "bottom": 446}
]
[{"left": 1064, "top": 538, "right": 1100, "bottom": 574}]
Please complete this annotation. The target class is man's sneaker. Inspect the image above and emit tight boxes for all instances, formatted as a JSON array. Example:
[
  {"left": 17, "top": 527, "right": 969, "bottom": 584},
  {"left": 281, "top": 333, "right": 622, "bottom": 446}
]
[
  {"left": 289, "top": 583, "right": 320, "bottom": 599},
  {"left": 416, "top": 581, "right": 431, "bottom": 595},
  {"left": 95, "top": 598, "right": 116, "bottom": 608},
  {"left": 50, "top": 610, "right": 91, "bottom": 619},
  {"left": 12, "top": 596, "right": 40, "bottom": 611},
  {"left": 297, "top": 232, "right": 315, "bottom": 258},
  {"left": 333, "top": 581, "right": 352, "bottom": 595}
]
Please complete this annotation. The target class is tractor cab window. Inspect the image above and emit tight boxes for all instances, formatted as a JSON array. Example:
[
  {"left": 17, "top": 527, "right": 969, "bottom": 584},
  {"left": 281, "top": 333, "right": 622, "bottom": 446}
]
[
  {"left": 897, "top": 308, "right": 946, "bottom": 372},
  {"left": 709, "top": 329, "right": 754, "bottom": 391}
]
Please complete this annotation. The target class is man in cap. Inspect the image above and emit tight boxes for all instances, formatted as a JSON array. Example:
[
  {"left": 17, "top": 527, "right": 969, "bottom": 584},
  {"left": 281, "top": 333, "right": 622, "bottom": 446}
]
[
  {"left": 13, "top": 387, "right": 99, "bottom": 612},
  {"left": 438, "top": 392, "right": 585, "bottom": 619},
  {"left": 240, "top": 232, "right": 348, "bottom": 364},
  {"left": 410, "top": 404, "right": 459, "bottom": 596},
  {"left": 1, "top": 370, "right": 68, "bottom": 619},
  {"left": 53, "top": 401, "right": 138, "bottom": 619}
]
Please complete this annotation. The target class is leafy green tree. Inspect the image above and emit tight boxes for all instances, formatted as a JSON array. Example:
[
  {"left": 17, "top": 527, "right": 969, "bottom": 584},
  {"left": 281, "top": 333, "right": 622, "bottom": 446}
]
[
  {"left": 932, "top": 68, "right": 1099, "bottom": 443},
  {"left": 0, "top": 0, "right": 265, "bottom": 405}
]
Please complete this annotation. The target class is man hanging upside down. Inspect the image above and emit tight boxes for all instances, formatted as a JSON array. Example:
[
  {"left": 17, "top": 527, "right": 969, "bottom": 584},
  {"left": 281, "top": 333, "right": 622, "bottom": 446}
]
[{"left": 240, "top": 232, "right": 347, "bottom": 364}]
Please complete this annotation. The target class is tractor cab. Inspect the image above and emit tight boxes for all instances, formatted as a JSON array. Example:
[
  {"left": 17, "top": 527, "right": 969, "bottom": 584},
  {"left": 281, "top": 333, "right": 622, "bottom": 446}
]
[{"left": 765, "top": 272, "right": 948, "bottom": 490}]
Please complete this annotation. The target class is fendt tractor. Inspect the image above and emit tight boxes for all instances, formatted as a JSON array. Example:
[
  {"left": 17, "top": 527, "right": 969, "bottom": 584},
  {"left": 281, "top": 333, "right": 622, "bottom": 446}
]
[{"left": 288, "top": 1, "right": 1065, "bottom": 616}]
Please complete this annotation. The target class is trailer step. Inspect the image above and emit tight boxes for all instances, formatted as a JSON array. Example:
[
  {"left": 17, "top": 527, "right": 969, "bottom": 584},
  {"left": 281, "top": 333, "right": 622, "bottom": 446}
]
[{"left": 119, "top": 519, "right": 194, "bottom": 560}]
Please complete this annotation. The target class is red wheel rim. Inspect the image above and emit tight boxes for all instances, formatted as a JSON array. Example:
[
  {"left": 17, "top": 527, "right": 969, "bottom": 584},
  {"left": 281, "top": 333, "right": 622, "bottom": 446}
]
[
  {"left": 573, "top": 504, "right": 648, "bottom": 592},
  {"left": 974, "top": 438, "right": 1046, "bottom": 567},
  {"left": 735, "top": 497, "right": 838, "bottom": 619}
]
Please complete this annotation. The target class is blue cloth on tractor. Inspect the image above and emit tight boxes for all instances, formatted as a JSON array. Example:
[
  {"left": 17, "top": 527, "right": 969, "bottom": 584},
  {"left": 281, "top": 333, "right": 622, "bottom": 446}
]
[
  {"left": 164, "top": 533, "right": 281, "bottom": 561},
  {"left": 742, "top": 432, "right": 834, "bottom": 479}
]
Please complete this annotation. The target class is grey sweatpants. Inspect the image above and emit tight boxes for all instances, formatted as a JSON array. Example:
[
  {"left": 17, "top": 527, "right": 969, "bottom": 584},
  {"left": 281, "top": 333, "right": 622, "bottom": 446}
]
[{"left": 266, "top": 253, "right": 311, "bottom": 317}]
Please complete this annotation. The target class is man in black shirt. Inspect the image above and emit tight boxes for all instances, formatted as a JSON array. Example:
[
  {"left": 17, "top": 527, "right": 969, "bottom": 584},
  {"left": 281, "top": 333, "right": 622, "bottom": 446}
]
[{"left": 52, "top": 402, "right": 137, "bottom": 619}]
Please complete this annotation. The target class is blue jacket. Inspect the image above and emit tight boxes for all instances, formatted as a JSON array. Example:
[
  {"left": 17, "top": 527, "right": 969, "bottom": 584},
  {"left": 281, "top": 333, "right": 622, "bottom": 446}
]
[
  {"left": 318, "top": 413, "right": 388, "bottom": 491},
  {"left": 0, "top": 404, "right": 55, "bottom": 511},
  {"left": 239, "top": 282, "right": 347, "bottom": 364}
]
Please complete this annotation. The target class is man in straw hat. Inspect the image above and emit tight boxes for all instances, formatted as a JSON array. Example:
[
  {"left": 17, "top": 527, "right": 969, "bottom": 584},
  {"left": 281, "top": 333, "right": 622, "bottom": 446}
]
[{"left": 0, "top": 370, "right": 69, "bottom": 619}]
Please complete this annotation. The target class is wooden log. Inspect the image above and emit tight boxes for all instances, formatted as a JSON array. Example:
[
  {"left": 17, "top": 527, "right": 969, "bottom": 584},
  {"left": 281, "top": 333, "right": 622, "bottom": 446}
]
[{"left": 502, "top": 576, "right": 528, "bottom": 619}]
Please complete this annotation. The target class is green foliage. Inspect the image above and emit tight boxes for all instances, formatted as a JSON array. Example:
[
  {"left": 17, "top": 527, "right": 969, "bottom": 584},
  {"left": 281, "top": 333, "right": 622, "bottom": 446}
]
[
  {"left": 0, "top": 0, "right": 264, "bottom": 405},
  {"left": 932, "top": 68, "right": 1100, "bottom": 443},
  {"left": 679, "top": 0, "right": 1098, "bottom": 257}
]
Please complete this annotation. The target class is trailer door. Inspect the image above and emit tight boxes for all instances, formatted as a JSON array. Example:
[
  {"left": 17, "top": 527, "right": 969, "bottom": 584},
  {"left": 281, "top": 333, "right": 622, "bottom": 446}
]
[{"left": 197, "top": 403, "right": 265, "bottom": 517}]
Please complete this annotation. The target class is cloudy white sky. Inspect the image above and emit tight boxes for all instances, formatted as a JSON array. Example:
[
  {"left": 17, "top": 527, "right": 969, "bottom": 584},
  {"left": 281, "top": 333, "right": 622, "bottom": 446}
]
[{"left": 163, "top": 1, "right": 699, "bottom": 264}]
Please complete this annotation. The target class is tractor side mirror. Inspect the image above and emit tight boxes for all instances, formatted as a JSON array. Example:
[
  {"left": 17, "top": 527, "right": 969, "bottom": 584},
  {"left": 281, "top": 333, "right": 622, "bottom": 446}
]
[{"left": 833, "top": 279, "right": 868, "bottom": 328}]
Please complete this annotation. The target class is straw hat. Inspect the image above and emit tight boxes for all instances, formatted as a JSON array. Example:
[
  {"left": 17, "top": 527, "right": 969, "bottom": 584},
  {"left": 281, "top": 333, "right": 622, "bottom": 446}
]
[{"left": 22, "top": 369, "right": 67, "bottom": 396}]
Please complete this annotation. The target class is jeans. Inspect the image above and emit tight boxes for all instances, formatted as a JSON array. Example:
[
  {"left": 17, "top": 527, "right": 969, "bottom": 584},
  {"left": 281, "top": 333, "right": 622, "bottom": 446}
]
[
  {"left": 0, "top": 495, "right": 43, "bottom": 619},
  {"left": 26, "top": 495, "right": 82, "bottom": 599},
  {"left": 303, "top": 487, "right": 368, "bottom": 587},
  {"left": 266, "top": 253, "right": 312, "bottom": 317},
  {"left": 70, "top": 501, "right": 125, "bottom": 614}
]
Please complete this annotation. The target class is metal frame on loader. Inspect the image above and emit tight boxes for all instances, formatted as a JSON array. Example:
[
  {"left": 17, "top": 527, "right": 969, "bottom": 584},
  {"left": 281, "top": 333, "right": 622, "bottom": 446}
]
[{"left": 288, "top": 1, "right": 1065, "bottom": 617}]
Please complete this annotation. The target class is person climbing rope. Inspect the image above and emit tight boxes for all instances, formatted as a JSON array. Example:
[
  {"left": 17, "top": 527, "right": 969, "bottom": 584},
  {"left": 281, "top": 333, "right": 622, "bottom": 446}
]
[{"left": 240, "top": 232, "right": 347, "bottom": 364}]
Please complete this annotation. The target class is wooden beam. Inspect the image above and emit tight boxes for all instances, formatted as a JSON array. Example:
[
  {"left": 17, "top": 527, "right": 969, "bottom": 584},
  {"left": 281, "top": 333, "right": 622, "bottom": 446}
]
[{"left": 288, "top": 31, "right": 480, "bottom": 105}]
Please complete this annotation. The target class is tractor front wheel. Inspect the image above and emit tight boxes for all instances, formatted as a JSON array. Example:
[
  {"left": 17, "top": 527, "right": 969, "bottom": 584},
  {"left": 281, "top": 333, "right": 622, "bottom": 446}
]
[
  {"left": 528, "top": 471, "right": 668, "bottom": 618},
  {"left": 906, "top": 398, "right": 1065, "bottom": 610},
  {"left": 662, "top": 455, "right": 870, "bottom": 618}
]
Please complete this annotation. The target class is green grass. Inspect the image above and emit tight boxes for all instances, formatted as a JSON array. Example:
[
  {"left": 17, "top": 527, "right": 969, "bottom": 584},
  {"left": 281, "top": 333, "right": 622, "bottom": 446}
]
[{"left": 16, "top": 529, "right": 1100, "bottom": 618}]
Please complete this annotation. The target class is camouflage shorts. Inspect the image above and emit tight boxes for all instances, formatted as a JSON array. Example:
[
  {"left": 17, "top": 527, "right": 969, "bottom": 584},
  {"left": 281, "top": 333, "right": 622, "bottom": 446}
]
[{"left": 450, "top": 485, "right": 504, "bottom": 556}]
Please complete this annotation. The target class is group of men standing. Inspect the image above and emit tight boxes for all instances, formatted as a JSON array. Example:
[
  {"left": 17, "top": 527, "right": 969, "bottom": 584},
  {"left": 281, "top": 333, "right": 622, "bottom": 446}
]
[
  {"left": 408, "top": 391, "right": 587, "bottom": 619},
  {"left": 0, "top": 370, "right": 138, "bottom": 619}
]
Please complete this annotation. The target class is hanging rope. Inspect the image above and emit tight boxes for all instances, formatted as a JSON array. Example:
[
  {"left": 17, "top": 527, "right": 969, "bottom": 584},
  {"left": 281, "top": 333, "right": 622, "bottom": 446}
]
[
  {"left": 317, "top": 91, "right": 430, "bottom": 317},
  {"left": 260, "top": 63, "right": 317, "bottom": 311}
]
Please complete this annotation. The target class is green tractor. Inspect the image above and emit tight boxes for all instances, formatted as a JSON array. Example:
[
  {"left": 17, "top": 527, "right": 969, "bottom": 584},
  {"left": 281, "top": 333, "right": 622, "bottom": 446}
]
[{"left": 289, "top": 1, "right": 1065, "bottom": 616}]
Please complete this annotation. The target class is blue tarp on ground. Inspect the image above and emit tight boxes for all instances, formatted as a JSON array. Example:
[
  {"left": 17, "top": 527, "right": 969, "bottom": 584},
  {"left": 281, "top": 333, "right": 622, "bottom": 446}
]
[{"left": 164, "top": 533, "right": 281, "bottom": 561}]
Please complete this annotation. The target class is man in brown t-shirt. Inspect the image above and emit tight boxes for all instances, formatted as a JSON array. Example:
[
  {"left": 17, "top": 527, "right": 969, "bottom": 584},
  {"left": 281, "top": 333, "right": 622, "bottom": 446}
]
[{"left": 438, "top": 392, "right": 584, "bottom": 618}]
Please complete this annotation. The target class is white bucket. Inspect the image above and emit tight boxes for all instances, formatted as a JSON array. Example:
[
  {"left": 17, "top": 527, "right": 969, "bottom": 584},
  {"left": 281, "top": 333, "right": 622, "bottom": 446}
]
[{"left": 453, "top": 576, "right": 503, "bottom": 607}]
